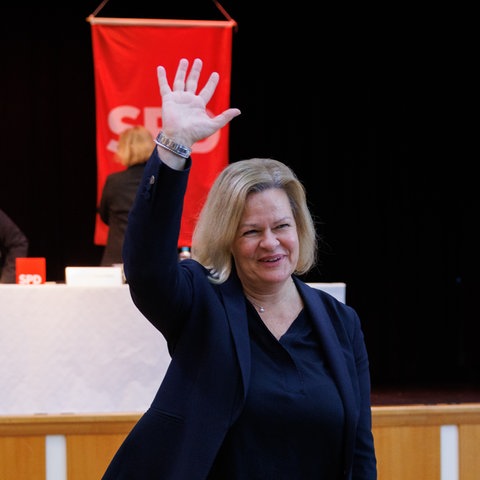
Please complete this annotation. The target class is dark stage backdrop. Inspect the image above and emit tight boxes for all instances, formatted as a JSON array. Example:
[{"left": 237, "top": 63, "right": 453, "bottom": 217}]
[{"left": 1, "top": 2, "right": 477, "bottom": 389}]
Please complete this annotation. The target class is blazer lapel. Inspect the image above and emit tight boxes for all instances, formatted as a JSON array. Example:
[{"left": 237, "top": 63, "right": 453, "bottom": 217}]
[{"left": 217, "top": 273, "right": 251, "bottom": 403}]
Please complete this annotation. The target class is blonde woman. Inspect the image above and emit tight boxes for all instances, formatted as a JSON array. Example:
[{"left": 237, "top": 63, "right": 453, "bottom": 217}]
[
  {"left": 103, "top": 59, "right": 377, "bottom": 479},
  {"left": 98, "top": 125, "right": 154, "bottom": 266}
]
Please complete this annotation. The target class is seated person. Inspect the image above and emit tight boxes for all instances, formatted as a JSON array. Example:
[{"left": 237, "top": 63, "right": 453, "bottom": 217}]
[{"left": 0, "top": 208, "right": 29, "bottom": 283}]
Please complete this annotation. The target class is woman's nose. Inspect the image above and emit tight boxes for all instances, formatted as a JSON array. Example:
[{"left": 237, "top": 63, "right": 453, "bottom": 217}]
[{"left": 260, "top": 230, "right": 279, "bottom": 249}]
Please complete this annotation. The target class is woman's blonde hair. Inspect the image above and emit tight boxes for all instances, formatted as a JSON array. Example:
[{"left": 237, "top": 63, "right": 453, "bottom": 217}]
[
  {"left": 115, "top": 125, "right": 155, "bottom": 167},
  {"left": 192, "top": 158, "right": 318, "bottom": 284}
]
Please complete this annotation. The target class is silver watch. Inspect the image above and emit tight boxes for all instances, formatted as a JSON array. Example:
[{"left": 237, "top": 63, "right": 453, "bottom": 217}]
[{"left": 154, "top": 131, "right": 192, "bottom": 159}]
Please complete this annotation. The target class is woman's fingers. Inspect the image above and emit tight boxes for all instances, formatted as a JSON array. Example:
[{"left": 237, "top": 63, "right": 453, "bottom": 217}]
[
  {"left": 158, "top": 58, "right": 220, "bottom": 102},
  {"left": 198, "top": 72, "right": 219, "bottom": 105},
  {"left": 156, "top": 65, "right": 171, "bottom": 98},
  {"left": 172, "top": 58, "right": 189, "bottom": 91},
  {"left": 185, "top": 58, "right": 202, "bottom": 93}
]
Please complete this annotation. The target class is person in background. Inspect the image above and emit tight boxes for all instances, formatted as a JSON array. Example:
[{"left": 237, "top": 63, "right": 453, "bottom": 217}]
[
  {"left": 98, "top": 125, "right": 155, "bottom": 266},
  {"left": 0, "top": 208, "right": 29, "bottom": 283},
  {"left": 102, "top": 58, "right": 377, "bottom": 479}
]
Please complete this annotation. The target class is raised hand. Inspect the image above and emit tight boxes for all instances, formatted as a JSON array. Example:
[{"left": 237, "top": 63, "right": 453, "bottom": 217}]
[{"left": 157, "top": 58, "right": 241, "bottom": 149}]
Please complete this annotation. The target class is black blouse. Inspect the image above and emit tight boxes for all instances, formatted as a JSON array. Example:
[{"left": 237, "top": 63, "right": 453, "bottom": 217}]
[{"left": 208, "top": 301, "right": 344, "bottom": 479}]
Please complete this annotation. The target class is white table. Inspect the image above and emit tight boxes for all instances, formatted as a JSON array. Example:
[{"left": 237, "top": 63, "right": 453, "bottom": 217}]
[{"left": 0, "top": 282, "right": 345, "bottom": 415}]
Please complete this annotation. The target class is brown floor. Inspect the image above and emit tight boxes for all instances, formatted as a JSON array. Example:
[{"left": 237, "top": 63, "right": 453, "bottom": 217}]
[{"left": 371, "top": 383, "right": 480, "bottom": 405}]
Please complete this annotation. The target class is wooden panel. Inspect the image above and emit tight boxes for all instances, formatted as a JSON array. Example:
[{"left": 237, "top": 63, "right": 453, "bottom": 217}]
[
  {"left": 0, "top": 414, "right": 136, "bottom": 480},
  {"left": 0, "top": 413, "right": 140, "bottom": 436},
  {"left": 372, "top": 425, "right": 440, "bottom": 480},
  {"left": 459, "top": 424, "right": 480, "bottom": 480},
  {"left": 67, "top": 434, "right": 127, "bottom": 480},
  {"left": 372, "top": 403, "right": 480, "bottom": 427},
  {"left": 0, "top": 436, "right": 45, "bottom": 480},
  {"left": 1, "top": 405, "right": 480, "bottom": 479}
]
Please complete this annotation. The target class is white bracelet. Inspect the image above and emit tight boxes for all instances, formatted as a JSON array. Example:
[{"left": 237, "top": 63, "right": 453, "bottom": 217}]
[{"left": 154, "top": 131, "right": 192, "bottom": 159}]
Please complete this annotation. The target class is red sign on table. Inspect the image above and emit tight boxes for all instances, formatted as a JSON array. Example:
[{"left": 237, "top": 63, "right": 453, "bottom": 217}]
[{"left": 16, "top": 257, "right": 46, "bottom": 285}]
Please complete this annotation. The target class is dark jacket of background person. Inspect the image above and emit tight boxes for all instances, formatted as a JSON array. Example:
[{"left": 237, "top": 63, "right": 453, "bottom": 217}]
[
  {"left": 98, "top": 125, "right": 155, "bottom": 266},
  {"left": 0, "top": 208, "right": 29, "bottom": 283}
]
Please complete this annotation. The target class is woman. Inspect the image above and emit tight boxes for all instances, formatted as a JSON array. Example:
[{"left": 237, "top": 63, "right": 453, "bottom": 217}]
[
  {"left": 98, "top": 125, "right": 155, "bottom": 266},
  {"left": 103, "top": 58, "right": 376, "bottom": 479}
]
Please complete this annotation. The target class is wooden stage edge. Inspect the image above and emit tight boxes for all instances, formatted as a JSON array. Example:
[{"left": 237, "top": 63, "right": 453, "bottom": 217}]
[
  {"left": 1, "top": 385, "right": 480, "bottom": 436},
  {"left": 371, "top": 383, "right": 480, "bottom": 405},
  {"left": 1, "top": 403, "right": 480, "bottom": 436}
]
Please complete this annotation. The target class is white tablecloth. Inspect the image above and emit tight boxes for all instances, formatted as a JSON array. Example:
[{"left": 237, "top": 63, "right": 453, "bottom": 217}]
[{"left": 0, "top": 282, "right": 345, "bottom": 415}]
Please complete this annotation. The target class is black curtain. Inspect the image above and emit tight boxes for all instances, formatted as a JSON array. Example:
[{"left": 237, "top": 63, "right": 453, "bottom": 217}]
[{"left": 1, "top": 2, "right": 477, "bottom": 388}]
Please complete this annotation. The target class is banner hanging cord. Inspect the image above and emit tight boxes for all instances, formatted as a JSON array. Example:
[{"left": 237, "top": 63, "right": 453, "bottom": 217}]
[
  {"left": 89, "top": 0, "right": 110, "bottom": 18},
  {"left": 213, "top": 0, "right": 238, "bottom": 31}
]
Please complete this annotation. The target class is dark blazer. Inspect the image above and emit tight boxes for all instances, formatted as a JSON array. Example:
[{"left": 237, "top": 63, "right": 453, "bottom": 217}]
[
  {"left": 98, "top": 163, "right": 146, "bottom": 266},
  {"left": 103, "top": 150, "right": 377, "bottom": 480}
]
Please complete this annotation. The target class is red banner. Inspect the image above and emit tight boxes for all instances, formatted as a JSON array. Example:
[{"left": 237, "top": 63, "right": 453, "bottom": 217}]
[{"left": 90, "top": 18, "right": 236, "bottom": 246}]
